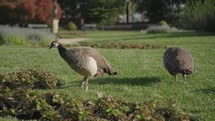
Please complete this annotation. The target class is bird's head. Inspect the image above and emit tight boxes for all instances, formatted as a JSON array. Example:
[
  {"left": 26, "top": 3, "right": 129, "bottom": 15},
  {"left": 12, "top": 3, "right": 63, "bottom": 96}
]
[
  {"left": 49, "top": 34, "right": 62, "bottom": 49},
  {"left": 49, "top": 41, "right": 60, "bottom": 49}
]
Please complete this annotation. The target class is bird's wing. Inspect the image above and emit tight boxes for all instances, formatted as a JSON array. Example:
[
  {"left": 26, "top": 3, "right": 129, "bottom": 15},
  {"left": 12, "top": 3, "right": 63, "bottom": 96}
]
[{"left": 82, "top": 47, "right": 116, "bottom": 75}]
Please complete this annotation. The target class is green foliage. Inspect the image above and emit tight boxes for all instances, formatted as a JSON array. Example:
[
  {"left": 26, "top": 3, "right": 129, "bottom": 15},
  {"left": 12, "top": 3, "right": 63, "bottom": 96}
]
[
  {"left": 77, "top": 42, "right": 166, "bottom": 49},
  {"left": 135, "top": 0, "right": 185, "bottom": 23},
  {"left": 0, "top": 25, "right": 55, "bottom": 46},
  {"left": 2, "top": 36, "right": 27, "bottom": 45},
  {"left": 180, "top": 0, "right": 215, "bottom": 32},
  {"left": 146, "top": 26, "right": 171, "bottom": 34},
  {"left": 67, "top": 22, "right": 77, "bottom": 31},
  {"left": 145, "top": 20, "right": 171, "bottom": 34},
  {"left": 58, "top": 0, "right": 125, "bottom": 25},
  {"left": 84, "top": 0, "right": 125, "bottom": 25},
  {"left": 0, "top": 117, "right": 18, "bottom": 121},
  {"left": 0, "top": 69, "right": 59, "bottom": 89},
  {"left": 0, "top": 31, "right": 215, "bottom": 120},
  {"left": 0, "top": 87, "right": 194, "bottom": 120},
  {"left": 159, "top": 20, "right": 168, "bottom": 26}
]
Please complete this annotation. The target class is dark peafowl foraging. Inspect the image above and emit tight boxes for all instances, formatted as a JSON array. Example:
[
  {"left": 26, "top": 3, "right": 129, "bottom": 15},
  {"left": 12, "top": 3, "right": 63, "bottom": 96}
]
[
  {"left": 49, "top": 35, "right": 117, "bottom": 91},
  {"left": 163, "top": 47, "right": 194, "bottom": 81}
]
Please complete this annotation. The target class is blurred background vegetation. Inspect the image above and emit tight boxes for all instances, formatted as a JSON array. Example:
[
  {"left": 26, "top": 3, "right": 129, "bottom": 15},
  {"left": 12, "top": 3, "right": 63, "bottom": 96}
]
[
  {"left": 0, "top": 0, "right": 214, "bottom": 32},
  {"left": 0, "top": 0, "right": 215, "bottom": 120}
]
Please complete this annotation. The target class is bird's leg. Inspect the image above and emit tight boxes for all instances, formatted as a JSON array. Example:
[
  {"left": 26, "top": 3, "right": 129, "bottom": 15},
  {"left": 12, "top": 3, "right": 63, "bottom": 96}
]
[
  {"left": 174, "top": 75, "right": 177, "bottom": 81},
  {"left": 84, "top": 78, "right": 89, "bottom": 91},
  {"left": 81, "top": 77, "right": 87, "bottom": 91},
  {"left": 81, "top": 77, "right": 89, "bottom": 91},
  {"left": 183, "top": 74, "right": 186, "bottom": 81}
]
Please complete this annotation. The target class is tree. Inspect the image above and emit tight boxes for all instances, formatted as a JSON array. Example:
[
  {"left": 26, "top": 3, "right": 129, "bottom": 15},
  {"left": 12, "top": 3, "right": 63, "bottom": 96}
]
[
  {"left": 84, "top": 0, "right": 125, "bottom": 25},
  {"left": 19, "top": 0, "right": 37, "bottom": 24},
  {"left": 35, "top": 0, "right": 54, "bottom": 25},
  {"left": 58, "top": 0, "right": 85, "bottom": 24},
  {"left": 134, "top": 0, "right": 187, "bottom": 23},
  {"left": 0, "top": 0, "right": 20, "bottom": 24},
  {"left": 0, "top": 0, "right": 62, "bottom": 25},
  {"left": 179, "top": 0, "right": 215, "bottom": 32},
  {"left": 58, "top": 0, "right": 125, "bottom": 26}
]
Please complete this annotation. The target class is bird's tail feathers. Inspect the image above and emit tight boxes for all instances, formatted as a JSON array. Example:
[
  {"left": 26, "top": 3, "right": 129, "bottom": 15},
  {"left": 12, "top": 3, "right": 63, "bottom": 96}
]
[{"left": 105, "top": 64, "right": 117, "bottom": 75}]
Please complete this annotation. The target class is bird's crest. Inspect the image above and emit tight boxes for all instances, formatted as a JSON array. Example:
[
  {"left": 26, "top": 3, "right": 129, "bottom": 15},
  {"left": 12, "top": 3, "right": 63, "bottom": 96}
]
[
  {"left": 55, "top": 34, "right": 62, "bottom": 41},
  {"left": 49, "top": 34, "right": 62, "bottom": 49}
]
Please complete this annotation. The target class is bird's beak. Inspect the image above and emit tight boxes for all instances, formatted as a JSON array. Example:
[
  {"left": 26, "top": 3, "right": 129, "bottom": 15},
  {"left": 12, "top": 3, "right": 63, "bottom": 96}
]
[{"left": 49, "top": 44, "right": 54, "bottom": 49}]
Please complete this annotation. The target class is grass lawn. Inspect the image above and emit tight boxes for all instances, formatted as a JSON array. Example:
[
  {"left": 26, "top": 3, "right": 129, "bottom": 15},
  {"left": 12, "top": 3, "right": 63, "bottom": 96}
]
[{"left": 0, "top": 31, "right": 215, "bottom": 120}]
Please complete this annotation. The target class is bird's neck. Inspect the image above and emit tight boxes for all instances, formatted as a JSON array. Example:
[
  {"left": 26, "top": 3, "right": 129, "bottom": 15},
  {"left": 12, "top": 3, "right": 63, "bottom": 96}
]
[{"left": 57, "top": 44, "right": 67, "bottom": 59}]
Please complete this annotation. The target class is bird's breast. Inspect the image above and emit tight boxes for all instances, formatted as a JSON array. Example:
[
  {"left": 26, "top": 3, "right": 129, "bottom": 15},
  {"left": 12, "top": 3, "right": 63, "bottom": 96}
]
[
  {"left": 84, "top": 56, "right": 98, "bottom": 76},
  {"left": 69, "top": 56, "right": 98, "bottom": 77}
]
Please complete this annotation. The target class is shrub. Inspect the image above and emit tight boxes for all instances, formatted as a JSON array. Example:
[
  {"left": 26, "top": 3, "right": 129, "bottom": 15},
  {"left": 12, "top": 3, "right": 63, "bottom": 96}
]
[
  {"left": 67, "top": 22, "right": 77, "bottom": 31},
  {"left": 77, "top": 42, "right": 167, "bottom": 49},
  {"left": 0, "top": 69, "right": 194, "bottom": 120},
  {"left": 146, "top": 26, "right": 171, "bottom": 34},
  {"left": 0, "top": 69, "right": 60, "bottom": 89},
  {"left": 159, "top": 20, "right": 168, "bottom": 26},
  {"left": 0, "top": 25, "right": 55, "bottom": 46},
  {"left": 0, "top": 89, "right": 194, "bottom": 120},
  {"left": 179, "top": 0, "right": 215, "bottom": 32}
]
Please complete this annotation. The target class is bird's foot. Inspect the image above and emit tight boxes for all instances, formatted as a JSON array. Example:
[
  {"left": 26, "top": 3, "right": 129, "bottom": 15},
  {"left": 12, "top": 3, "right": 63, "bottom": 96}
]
[
  {"left": 85, "top": 86, "right": 88, "bottom": 91},
  {"left": 81, "top": 81, "right": 88, "bottom": 91}
]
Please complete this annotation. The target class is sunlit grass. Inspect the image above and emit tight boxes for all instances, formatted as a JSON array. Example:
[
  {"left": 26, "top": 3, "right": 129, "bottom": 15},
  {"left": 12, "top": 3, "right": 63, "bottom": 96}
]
[{"left": 0, "top": 31, "right": 215, "bottom": 120}]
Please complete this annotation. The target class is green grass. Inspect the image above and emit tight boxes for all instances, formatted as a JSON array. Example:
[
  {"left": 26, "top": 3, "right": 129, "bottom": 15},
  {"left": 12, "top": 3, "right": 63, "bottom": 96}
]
[{"left": 0, "top": 31, "right": 215, "bottom": 120}]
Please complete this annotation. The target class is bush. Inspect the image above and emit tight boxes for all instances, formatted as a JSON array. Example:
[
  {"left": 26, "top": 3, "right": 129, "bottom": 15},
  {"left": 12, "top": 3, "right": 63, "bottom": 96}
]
[
  {"left": 0, "top": 89, "right": 194, "bottom": 120},
  {"left": 179, "top": 0, "right": 215, "bottom": 32},
  {"left": 0, "top": 69, "right": 194, "bottom": 120},
  {"left": 0, "top": 25, "right": 55, "bottom": 46},
  {"left": 67, "top": 22, "right": 77, "bottom": 31},
  {"left": 146, "top": 26, "right": 171, "bottom": 34},
  {"left": 77, "top": 42, "right": 167, "bottom": 49},
  {"left": 0, "top": 69, "right": 60, "bottom": 89},
  {"left": 159, "top": 20, "right": 168, "bottom": 26}
]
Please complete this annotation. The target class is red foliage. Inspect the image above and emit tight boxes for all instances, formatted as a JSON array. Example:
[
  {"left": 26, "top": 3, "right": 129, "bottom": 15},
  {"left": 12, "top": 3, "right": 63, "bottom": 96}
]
[
  {"left": 0, "top": 0, "right": 62, "bottom": 25},
  {"left": 34, "top": 0, "right": 62, "bottom": 25},
  {"left": 0, "top": 0, "right": 17, "bottom": 9},
  {"left": 35, "top": 0, "right": 54, "bottom": 24},
  {"left": 55, "top": 4, "right": 62, "bottom": 20},
  {"left": 20, "top": 0, "right": 37, "bottom": 20}
]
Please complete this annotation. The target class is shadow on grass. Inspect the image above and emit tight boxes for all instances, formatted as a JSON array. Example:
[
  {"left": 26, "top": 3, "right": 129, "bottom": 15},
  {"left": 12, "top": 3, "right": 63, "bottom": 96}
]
[
  {"left": 56, "top": 80, "right": 81, "bottom": 89},
  {"left": 194, "top": 87, "right": 215, "bottom": 95},
  {"left": 90, "top": 76, "right": 161, "bottom": 86}
]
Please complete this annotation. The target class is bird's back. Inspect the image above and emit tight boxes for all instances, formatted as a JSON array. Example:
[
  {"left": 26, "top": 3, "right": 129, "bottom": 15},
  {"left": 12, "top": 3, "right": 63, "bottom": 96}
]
[
  {"left": 164, "top": 47, "right": 194, "bottom": 75},
  {"left": 61, "top": 46, "right": 117, "bottom": 77}
]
